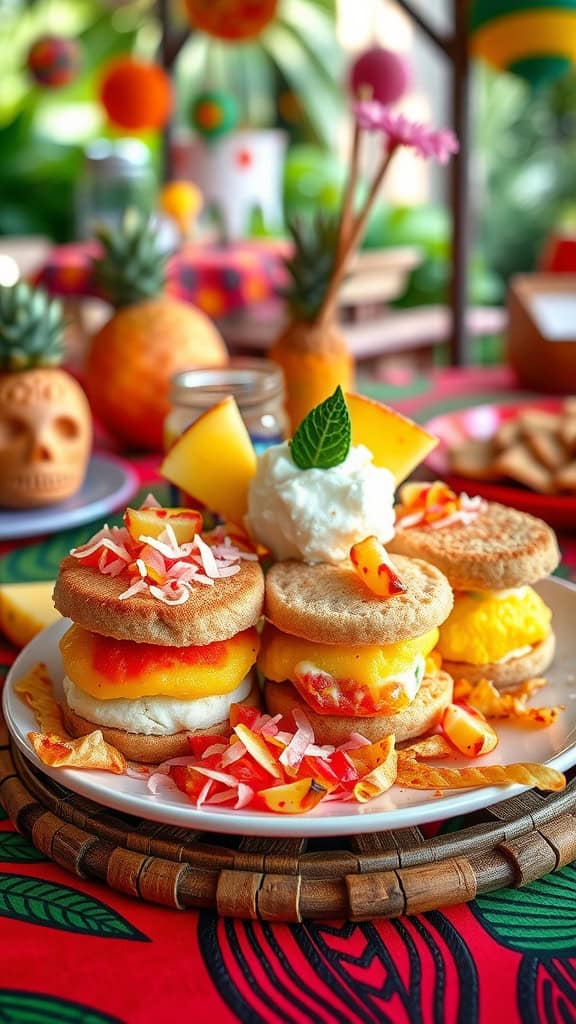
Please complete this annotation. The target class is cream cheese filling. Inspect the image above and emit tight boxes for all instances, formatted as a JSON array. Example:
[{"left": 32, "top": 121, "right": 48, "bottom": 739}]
[{"left": 63, "top": 673, "right": 253, "bottom": 735}]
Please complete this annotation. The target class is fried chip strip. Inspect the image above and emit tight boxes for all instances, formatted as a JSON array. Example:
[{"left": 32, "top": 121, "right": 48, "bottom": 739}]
[
  {"left": 28, "top": 731, "right": 126, "bottom": 774},
  {"left": 15, "top": 663, "right": 66, "bottom": 735},
  {"left": 453, "top": 677, "right": 564, "bottom": 727},
  {"left": 353, "top": 736, "right": 397, "bottom": 802},
  {"left": 15, "top": 661, "right": 127, "bottom": 775},
  {"left": 347, "top": 734, "right": 397, "bottom": 773},
  {"left": 403, "top": 734, "right": 454, "bottom": 760},
  {"left": 396, "top": 754, "right": 565, "bottom": 792}
]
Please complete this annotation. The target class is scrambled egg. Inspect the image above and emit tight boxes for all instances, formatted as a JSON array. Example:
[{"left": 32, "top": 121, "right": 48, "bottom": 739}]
[{"left": 437, "top": 587, "right": 551, "bottom": 665}]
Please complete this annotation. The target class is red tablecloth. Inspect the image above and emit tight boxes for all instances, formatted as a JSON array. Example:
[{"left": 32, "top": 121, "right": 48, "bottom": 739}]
[
  {"left": 0, "top": 365, "right": 574, "bottom": 1023},
  {"left": 34, "top": 239, "right": 287, "bottom": 318}
]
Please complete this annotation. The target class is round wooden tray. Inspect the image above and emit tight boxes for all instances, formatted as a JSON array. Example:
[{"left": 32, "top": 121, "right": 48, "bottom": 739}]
[{"left": 1, "top": 724, "right": 575, "bottom": 921}]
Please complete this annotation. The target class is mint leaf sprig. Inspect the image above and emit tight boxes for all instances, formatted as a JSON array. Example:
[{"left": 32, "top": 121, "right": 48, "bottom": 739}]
[{"left": 290, "top": 386, "right": 351, "bottom": 469}]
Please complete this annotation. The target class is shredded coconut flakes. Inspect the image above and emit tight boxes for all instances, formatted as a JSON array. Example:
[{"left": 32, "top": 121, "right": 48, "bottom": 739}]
[{"left": 70, "top": 510, "right": 250, "bottom": 605}]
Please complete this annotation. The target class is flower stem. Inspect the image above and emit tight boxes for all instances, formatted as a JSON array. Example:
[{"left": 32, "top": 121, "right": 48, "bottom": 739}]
[
  {"left": 336, "top": 121, "right": 361, "bottom": 261},
  {"left": 315, "top": 144, "right": 397, "bottom": 326}
]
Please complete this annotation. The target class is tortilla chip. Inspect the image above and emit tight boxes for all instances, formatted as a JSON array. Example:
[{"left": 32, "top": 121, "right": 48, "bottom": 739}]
[
  {"left": 29, "top": 730, "right": 126, "bottom": 774},
  {"left": 16, "top": 661, "right": 126, "bottom": 774},
  {"left": 352, "top": 736, "right": 397, "bottom": 802},
  {"left": 15, "top": 662, "right": 65, "bottom": 735},
  {"left": 454, "top": 677, "right": 563, "bottom": 727}
]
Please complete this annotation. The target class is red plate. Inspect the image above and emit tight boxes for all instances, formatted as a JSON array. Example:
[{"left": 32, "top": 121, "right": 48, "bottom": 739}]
[{"left": 424, "top": 399, "right": 576, "bottom": 530}]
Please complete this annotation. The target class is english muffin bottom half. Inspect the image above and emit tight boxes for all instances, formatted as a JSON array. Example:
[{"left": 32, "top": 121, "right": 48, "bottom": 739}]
[
  {"left": 388, "top": 501, "right": 559, "bottom": 689},
  {"left": 258, "top": 555, "right": 454, "bottom": 746},
  {"left": 53, "top": 555, "right": 264, "bottom": 763}
]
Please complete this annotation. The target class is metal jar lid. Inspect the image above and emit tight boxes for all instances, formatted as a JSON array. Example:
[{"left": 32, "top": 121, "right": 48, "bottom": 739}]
[{"left": 170, "top": 359, "right": 285, "bottom": 411}]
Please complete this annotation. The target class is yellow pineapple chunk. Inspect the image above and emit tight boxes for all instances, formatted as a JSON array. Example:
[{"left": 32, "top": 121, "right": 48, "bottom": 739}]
[
  {"left": 0, "top": 581, "right": 60, "bottom": 649},
  {"left": 161, "top": 396, "right": 257, "bottom": 524},
  {"left": 350, "top": 536, "right": 407, "bottom": 598},
  {"left": 442, "top": 703, "right": 498, "bottom": 757},
  {"left": 346, "top": 392, "right": 438, "bottom": 484}
]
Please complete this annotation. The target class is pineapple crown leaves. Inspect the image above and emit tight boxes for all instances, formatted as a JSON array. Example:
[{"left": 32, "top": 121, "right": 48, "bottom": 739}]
[
  {"left": 93, "top": 207, "right": 169, "bottom": 310},
  {"left": 0, "top": 282, "right": 64, "bottom": 372},
  {"left": 281, "top": 211, "right": 341, "bottom": 322}
]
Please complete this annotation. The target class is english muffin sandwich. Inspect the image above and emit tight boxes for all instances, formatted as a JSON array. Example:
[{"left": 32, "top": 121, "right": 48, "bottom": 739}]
[
  {"left": 388, "top": 483, "right": 559, "bottom": 689},
  {"left": 258, "top": 555, "right": 454, "bottom": 746},
  {"left": 52, "top": 505, "right": 264, "bottom": 762}
]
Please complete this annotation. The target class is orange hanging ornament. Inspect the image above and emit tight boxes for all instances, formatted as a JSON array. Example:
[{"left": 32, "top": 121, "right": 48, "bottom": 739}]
[
  {"left": 184, "top": 0, "right": 278, "bottom": 41},
  {"left": 99, "top": 57, "right": 173, "bottom": 132}
]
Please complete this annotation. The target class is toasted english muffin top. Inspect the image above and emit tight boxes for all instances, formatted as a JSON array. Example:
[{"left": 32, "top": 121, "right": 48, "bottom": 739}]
[
  {"left": 388, "top": 502, "right": 559, "bottom": 591},
  {"left": 264, "top": 555, "right": 453, "bottom": 645},
  {"left": 53, "top": 555, "right": 264, "bottom": 646}
]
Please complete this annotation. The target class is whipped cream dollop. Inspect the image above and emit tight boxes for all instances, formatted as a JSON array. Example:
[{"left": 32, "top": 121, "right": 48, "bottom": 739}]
[{"left": 245, "top": 442, "right": 396, "bottom": 563}]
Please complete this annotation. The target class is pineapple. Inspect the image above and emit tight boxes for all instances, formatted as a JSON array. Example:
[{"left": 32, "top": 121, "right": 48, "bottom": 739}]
[
  {"left": 85, "top": 209, "right": 227, "bottom": 451},
  {"left": 270, "top": 213, "right": 353, "bottom": 432},
  {"left": 0, "top": 283, "right": 64, "bottom": 370},
  {"left": 0, "top": 282, "right": 92, "bottom": 508}
]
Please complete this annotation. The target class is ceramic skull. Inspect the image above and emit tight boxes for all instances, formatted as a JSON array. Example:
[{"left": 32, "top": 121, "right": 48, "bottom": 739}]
[{"left": 0, "top": 367, "right": 92, "bottom": 508}]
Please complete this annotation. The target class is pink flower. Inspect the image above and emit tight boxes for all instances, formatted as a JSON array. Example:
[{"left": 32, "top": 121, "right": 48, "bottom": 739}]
[{"left": 353, "top": 100, "right": 459, "bottom": 164}]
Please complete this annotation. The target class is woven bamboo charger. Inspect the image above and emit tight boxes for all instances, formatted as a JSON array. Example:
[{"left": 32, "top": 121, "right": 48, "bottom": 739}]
[{"left": 1, "top": 717, "right": 575, "bottom": 922}]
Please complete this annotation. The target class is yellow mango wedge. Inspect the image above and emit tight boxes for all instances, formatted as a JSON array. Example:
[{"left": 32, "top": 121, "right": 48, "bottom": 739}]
[
  {"left": 346, "top": 392, "right": 438, "bottom": 484},
  {"left": 442, "top": 703, "right": 498, "bottom": 757},
  {"left": 349, "top": 536, "right": 407, "bottom": 598},
  {"left": 124, "top": 506, "right": 202, "bottom": 545},
  {"left": 161, "top": 396, "right": 257, "bottom": 524},
  {"left": 258, "top": 778, "right": 327, "bottom": 814},
  {"left": 0, "top": 581, "right": 60, "bottom": 648}
]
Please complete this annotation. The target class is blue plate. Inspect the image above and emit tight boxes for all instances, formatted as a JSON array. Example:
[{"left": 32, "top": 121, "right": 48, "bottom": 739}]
[{"left": 0, "top": 454, "right": 139, "bottom": 541}]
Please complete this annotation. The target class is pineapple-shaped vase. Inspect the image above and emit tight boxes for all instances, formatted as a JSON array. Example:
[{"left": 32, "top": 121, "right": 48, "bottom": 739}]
[
  {"left": 86, "top": 210, "right": 228, "bottom": 451},
  {"left": 0, "top": 283, "right": 92, "bottom": 508},
  {"left": 270, "top": 215, "right": 354, "bottom": 432}
]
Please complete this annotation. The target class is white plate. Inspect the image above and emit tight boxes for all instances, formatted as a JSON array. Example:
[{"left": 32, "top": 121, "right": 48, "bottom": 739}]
[
  {"left": 3, "top": 576, "right": 576, "bottom": 838},
  {"left": 0, "top": 454, "right": 139, "bottom": 541}
]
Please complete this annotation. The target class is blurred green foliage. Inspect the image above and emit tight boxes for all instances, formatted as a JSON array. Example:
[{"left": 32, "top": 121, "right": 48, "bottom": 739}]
[
  {"left": 284, "top": 147, "right": 503, "bottom": 308},
  {"left": 175, "top": 0, "right": 342, "bottom": 147},
  {"left": 474, "top": 62, "right": 576, "bottom": 280},
  {"left": 0, "top": 0, "right": 143, "bottom": 239},
  {"left": 3, "top": 0, "right": 576, "bottom": 315},
  {"left": 0, "top": 0, "right": 340, "bottom": 240}
]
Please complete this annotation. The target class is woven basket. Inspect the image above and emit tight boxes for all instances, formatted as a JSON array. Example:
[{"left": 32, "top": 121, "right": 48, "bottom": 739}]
[{"left": 1, "top": 716, "right": 574, "bottom": 922}]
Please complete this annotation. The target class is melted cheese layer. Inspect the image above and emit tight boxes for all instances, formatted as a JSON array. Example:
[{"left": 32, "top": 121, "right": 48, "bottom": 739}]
[
  {"left": 258, "top": 625, "right": 438, "bottom": 686},
  {"left": 60, "top": 624, "right": 259, "bottom": 700}
]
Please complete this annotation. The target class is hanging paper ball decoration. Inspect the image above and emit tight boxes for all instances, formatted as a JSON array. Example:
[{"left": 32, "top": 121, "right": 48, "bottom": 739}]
[
  {"left": 184, "top": 0, "right": 278, "bottom": 41},
  {"left": 349, "top": 46, "right": 411, "bottom": 104},
  {"left": 470, "top": 1, "right": 576, "bottom": 87},
  {"left": 26, "top": 35, "right": 81, "bottom": 88},
  {"left": 160, "top": 181, "right": 203, "bottom": 235},
  {"left": 190, "top": 90, "right": 239, "bottom": 140},
  {"left": 99, "top": 57, "right": 173, "bottom": 132}
]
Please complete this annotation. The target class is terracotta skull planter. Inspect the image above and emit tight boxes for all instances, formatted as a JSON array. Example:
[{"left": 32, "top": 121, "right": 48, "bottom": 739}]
[{"left": 0, "top": 367, "right": 92, "bottom": 508}]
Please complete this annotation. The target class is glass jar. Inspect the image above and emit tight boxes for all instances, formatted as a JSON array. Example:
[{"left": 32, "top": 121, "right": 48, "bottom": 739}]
[
  {"left": 165, "top": 359, "right": 288, "bottom": 454},
  {"left": 75, "top": 138, "right": 156, "bottom": 240}
]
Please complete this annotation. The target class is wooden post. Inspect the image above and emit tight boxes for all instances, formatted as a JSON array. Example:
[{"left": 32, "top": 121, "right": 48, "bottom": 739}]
[
  {"left": 393, "top": 0, "right": 471, "bottom": 365},
  {"left": 156, "top": 0, "right": 189, "bottom": 182},
  {"left": 449, "top": 0, "right": 471, "bottom": 365},
  {"left": 157, "top": 0, "right": 173, "bottom": 182}
]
